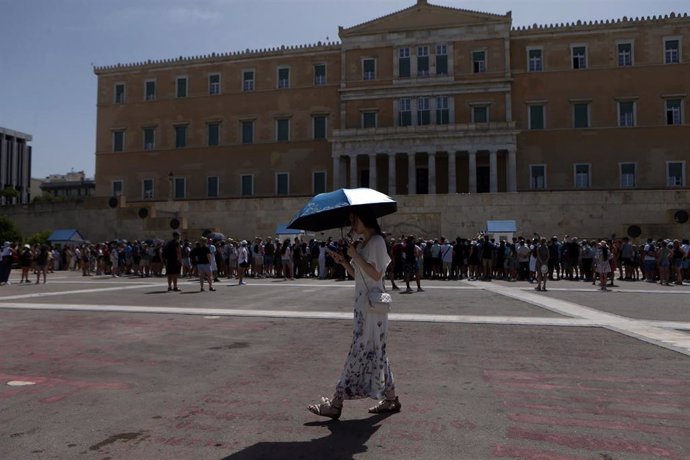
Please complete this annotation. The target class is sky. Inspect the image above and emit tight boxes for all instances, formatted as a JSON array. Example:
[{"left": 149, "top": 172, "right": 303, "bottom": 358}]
[{"left": 1, "top": 0, "right": 688, "bottom": 179}]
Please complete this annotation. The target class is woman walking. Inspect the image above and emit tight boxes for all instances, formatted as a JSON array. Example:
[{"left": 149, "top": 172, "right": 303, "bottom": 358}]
[
  {"left": 308, "top": 209, "right": 401, "bottom": 419},
  {"left": 595, "top": 241, "right": 612, "bottom": 291}
]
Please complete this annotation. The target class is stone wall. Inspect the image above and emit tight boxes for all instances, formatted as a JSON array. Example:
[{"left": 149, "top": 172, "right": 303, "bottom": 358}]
[{"left": 2, "top": 190, "right": 689, "bottom": 243}]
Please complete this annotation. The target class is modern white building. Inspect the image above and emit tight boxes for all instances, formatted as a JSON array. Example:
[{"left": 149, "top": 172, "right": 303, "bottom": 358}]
[{"left": 0, "top": 127, "right": 32, "bottom": 205}]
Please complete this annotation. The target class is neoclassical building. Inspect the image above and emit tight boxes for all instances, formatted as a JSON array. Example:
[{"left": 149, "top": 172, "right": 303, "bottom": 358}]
[
  {"left": 0, "top": 126, "right": 32, "bottom": 205},
  {"left": 94, "top": 0, "right": 690, "bottom": 202}
]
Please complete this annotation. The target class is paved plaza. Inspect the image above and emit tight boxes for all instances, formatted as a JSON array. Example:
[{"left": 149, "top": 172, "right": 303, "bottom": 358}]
[{"left": 0, "top": 271, "right": 689, "bottom": 459}]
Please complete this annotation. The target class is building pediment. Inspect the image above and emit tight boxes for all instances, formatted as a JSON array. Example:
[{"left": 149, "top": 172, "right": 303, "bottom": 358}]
[{"left": 339, "top": 0, "right": 510, "bottom": 38}]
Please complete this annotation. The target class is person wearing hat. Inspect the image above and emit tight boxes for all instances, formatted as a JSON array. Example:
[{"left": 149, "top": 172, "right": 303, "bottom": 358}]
[
  {"left": 163, "top": 232, "right": 182, "bottom": 291},
  {"left": 19, "top": 244, "right": 33, "bottom": 283}
]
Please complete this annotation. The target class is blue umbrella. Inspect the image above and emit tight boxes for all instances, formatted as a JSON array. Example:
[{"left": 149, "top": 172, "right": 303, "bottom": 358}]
[{"left": 287, "top": 188, "right": 397, "bottom": 231}]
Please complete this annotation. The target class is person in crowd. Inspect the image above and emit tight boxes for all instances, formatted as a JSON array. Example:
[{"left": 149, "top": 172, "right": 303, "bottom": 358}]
[
  {"left": 237, "top": 240, "right": 250, "bottom": 285},
  {"left": 163, "top": 232, "right": 182, "bottom": 291},
  {"left": 535, "top": 237, "right": 549, "bottom": 291},
  {"left": 308, "top": 209, "right": 400, "bottom": 419},
  {"left": 595, "top": 241, "right": 612, "bottom": 291},
  {"left": 19, "top": 244, "right": 33, "bottom": 283},
  {"left": 281, "top": 239, "right": 294, "bottom": 280},
  {"left": 657, "top": 240, "right": 671, "bottom": 286},
  {"left": 402, "top": 235, "right": 423, "bottom": 293},
  {"left": 192, "top": 238, "right": 215, "bottom": 292},
  {"left": 35, "top": 244, "right": 50, "bottom": 284}
]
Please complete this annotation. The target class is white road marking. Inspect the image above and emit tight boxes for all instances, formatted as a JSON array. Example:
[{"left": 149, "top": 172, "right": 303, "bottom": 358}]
[
  {"left": 465, "top": 281, "right": 690, "bottom": 357},
  {"left": 0, "top": 284, "right": 160, "bottom": 301}
]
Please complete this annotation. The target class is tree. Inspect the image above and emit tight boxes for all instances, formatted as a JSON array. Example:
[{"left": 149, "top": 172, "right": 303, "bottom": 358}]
[
  {"left": 0, "top": 216, "right": 22, "bottom": 244},
  {"left": 27, "top": 230, "right": 51, "bottom": 247}
]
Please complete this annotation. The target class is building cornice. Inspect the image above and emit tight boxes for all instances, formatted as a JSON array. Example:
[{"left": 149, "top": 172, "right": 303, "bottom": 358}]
[
  {"left": 94, "top": 42, "right": 341, "bottom": 75},
  {"left": 512, "top": 12, "right": 689, "bottom": 36}
]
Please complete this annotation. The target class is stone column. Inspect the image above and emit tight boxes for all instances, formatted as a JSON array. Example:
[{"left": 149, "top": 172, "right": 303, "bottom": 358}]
[
  {"left": 349, "top": 154, "right": 358, "bottom": 188},
  {"left": 407, "top": 152, "right": 416, "bottom": 195},
  {"left": 448, "top": 151, "right": 457, "bottom": 194},
  {"left": 468, "top": 151, "right": 477, "bottom": 193},
  {"left": 388, "top": 153, "right": 396, "bottom": 195},
  {"left": 507, "top": 147, "right": 517, "bottom": 192},
  {"left": 489, "top": 150, "right": 498, "bottom": 193},
  {"left": 428, "top": 151, "right": 436, "bottom": 194},
  {"left": 332, "top": 155, "right": 340, "bottom": 190},
  {"left": 368, "top": 153, "right": 377, "bottom": 190}
]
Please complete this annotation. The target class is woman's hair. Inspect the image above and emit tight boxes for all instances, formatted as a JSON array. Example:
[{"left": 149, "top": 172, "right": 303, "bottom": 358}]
[
  {"left": 602, "top": 244, "right": 609, "bottom": 259},
  {"left": 351, "top": 208, "right": 383, "bottom": 236}
]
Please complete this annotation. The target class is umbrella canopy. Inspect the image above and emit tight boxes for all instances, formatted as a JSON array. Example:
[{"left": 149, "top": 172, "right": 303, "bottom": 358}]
[
  {"left": 208, "top": 232, "right": 226, "bottom": 241},
  {"left": 287, "top": 188, "right": 397, "bottom": 232}
]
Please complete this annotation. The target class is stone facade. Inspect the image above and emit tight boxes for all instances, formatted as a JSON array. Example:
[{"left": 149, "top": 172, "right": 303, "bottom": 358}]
[
  {"left": 4, "top": 191, "right": 690, "bottom": 243},
  {"left": 92, "top": 1, "right": 689, "bottom": 207}
]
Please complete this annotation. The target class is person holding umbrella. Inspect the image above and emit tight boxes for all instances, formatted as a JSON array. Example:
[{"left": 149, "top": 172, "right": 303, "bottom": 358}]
[{"left": 308, "top": 208, "right": 401, "bottom": 419}]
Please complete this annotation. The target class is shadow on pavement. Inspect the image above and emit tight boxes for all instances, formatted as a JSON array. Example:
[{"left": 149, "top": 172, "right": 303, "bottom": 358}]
[{"left": 221, "top": 413, "right": 393, "bottom": 460}]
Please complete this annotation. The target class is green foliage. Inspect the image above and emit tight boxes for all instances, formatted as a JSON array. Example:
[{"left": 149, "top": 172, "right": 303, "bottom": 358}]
[
  {"left": 27, "top": 230, "right": 51, "bottom": 247},
  {"left": 1, "top": 187, "right": 18, "bottom": 199},
  {"left": 0, "top": 216, "right": 22, "bottom": 244}
]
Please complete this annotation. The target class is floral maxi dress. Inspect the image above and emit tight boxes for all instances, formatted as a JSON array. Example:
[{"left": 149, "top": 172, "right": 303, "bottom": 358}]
[{"left": 334, "top": 234, "right": 396, "bottom": 401}]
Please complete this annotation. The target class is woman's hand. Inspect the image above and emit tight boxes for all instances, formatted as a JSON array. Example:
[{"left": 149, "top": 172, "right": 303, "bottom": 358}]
[
  {"left": 346, "top": 244, "right": 358, "bottom": 260},
  {"left": 326, "top": 248, "right": 346, "bottom": 265}
]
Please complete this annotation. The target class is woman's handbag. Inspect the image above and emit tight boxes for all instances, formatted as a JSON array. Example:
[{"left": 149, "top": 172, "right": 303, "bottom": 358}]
[
  {"left": 357, "top": 265, "right": 392, "bottom": 313},
  {"left": 366, "top": 287, "right": 392, "bottom": 313}
]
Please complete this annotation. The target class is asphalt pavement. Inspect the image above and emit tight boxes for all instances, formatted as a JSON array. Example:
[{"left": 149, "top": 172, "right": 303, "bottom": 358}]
[{"left": 0, "top": 271, "right": 689, "bottom": 459}]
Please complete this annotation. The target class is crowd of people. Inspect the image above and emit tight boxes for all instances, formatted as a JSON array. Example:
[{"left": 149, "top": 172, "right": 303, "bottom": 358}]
[{"left": 1, "top": 233, "right": 688, "bottom": 292}]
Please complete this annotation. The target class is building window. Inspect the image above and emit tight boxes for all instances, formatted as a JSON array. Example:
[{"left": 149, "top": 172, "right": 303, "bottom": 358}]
[
  {"left": 666, "top": 99, "right": 683, "bottom": 125},
  {"left": 618, "top": 101, "right": 636, "bottom": 127},
  {"left": 114, "top": 83, "right": 125, "bottom": 103},
  {"left": 620, "top": 163, "right": 636, "bottom": 188},
  {"left": 573, "top": 103, "right": 590, "bottom": 128},
  {"left": 174, "top": 177, "right": 186, "bottom": 199},
  {"left": 314, "top": 64, "right": 326, "bottom": 86},
  {"left": 277, "top": 67, "right": 290, "bottom": 89},
  {"left": 398, "top": 99, "right": 412, "bottom": 127},
  {"left": 667, "top": 162, "right": 685, "bottom": 187},
  {"left": 276, "top": 172, "right": 289, "bottom": 196},
  {"left": 145, "top": 80, "right": 156, "bottom": 101},
  {"left": 143, "top": 127, "right": 155, "bottom": 150},
  {"left": 112, "top": 180, "right": 123, "bottom": 196},
  {"left": 241, "top": 120, "right": 254, "bottom": 144},
  {"left": 527, "top": 48, "right": 543, "bottom": 72},
  {"left": 176, "top": 76, "right": 187, "bottom": 97},
  {"left": 417, "top": 98, "right": 431, "bottom": 125},
  {"left": 113, "top": 130, "right": 125, "bottom": 152},
  {"left": 617, "top": 42, "right": 633, "bottom": 67},
  {"left": 143, "top": 179, "right": 154, "bottom": 199},
  {"left": 574, "top": 164, "right": 591, "bottom": 188},
  {"left": 207, "top": 176, "right": 219, "bottom": 198},
  {"left": 209, "top": 73, "right": 221, "bottom": 95},
  {"left": 664, "top": 38, "right": 680, "bottom": 64},
  {"left": 472, "top": 106, "right": 488, "bottom": 123},
  {"left": 436, "top": 44, "right": 448, "bottom": 75},
  {"left": 175, "top": 125, "right": 188, "bottom": 148},
  {"left": 530, "top": 165, "right": 546, "bottom": 189},
  {"left": 276, "top": 118, "right": 290, "bottom": 141},
  {"left": 362, "top": 111, "right": 377, "bottom": 129},
  {"left": 313, "top": 171, "right": 326, "bottom": 194},
  {"left": 363, "top": 58, "right": 376, "bottom": 81},
  {"left": 529, "top": 104, "right": 545, "bottom": 130},
  {"left": 207, "top": 122, "right": 220, "bottom": 146},
  {"left": 243, "top": 70, "right": 255, "bottom": 91},
  {"left": 472, "top": 50, "right": 486, "bottom": 73},
  {"left": 241, "top": 175, "right": 253, "bottom": 196},
  {"left": 417, "top": 46, "right": 429, "bottom": 77},
  {"left": 399, "top": 48, "right": 411, "bottom": 78},
  {"left": 571, "top": 45, "right": 587, "bottom": 69},
  {"left": 436, "top": 97, "right": 449, "bottom": 125},
  {"left": 313, "top": 115, "right": 327, "bottom": 140}
]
